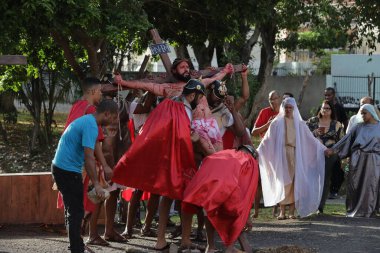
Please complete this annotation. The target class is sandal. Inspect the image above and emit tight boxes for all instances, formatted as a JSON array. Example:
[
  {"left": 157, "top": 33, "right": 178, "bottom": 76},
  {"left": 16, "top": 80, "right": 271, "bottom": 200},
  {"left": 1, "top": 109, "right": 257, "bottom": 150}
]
[
  {"left": 121, "top": 230, "right": 135, "bottom": 239},
  {"left": 277, "top": 215, "right": 286, "bottom": 220},
  {"left": 104, "top": 232, "right": 128, "bottom": 243},
  {"left": 178, "top": 243, "right": 206, "bottom": 252},
  {"left": 168, "top": 226, "right": 182, "bottom": 239},
  {"left": 85, "top": 236, "right": 110, "bottom": 246},
  {"left": 193, "top": 231, "right": 207, "bottom": 242},
  {"left": 140, "top": 228, "right": 157, "bottom": 237},
  {"left": 288, "top": 215, "right": 297, "bottom": 219}
]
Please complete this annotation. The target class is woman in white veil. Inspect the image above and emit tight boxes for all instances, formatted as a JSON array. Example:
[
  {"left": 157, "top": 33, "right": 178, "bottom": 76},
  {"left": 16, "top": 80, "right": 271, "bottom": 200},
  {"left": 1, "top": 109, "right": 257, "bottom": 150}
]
[{"left": 257, "top": 97, "right": 326, "bottom": 218}]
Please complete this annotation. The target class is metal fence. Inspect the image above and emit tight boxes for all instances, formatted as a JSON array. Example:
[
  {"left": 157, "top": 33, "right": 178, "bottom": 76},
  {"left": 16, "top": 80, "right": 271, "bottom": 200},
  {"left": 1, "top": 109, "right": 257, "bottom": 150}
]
[{"left": 332, "top": 75, "right": 380, "bottom": 108}]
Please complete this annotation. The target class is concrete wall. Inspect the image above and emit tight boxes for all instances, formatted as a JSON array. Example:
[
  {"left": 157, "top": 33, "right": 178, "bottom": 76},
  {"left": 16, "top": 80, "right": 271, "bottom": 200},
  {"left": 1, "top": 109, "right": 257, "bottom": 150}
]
[{"left": 258, "top": 75, "right": 326, "bottom": 119}]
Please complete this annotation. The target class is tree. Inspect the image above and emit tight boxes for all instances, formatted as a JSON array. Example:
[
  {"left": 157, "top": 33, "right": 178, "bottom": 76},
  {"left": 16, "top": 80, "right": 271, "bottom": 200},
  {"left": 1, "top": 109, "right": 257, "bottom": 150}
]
[
  {"left": 244, "top": 0, "right": 353, "bottom": 126},
  {"left": 1, "top": 0, "right": 151, "bottom": 81},
  {"left": 142, "top": 0, "right": 257, "bottom": 68},
  {"left": 347, "top": 1, "right": 380, "bottom": 51},
  {"left": 0, "top": 0, "right": 152, "bottom": 154},
  {"left": 0, "top": 36, "right": 76, "bottom": 154}
]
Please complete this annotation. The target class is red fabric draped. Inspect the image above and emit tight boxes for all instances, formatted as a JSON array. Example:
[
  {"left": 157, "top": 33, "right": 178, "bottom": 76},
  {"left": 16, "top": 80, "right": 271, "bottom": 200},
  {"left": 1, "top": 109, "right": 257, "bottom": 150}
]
[
  {"left": 183, "top": 149, "right": 259, "bottom": 246},
  {"left": 112, "top": 99, "right": 196, "bottom": 200},
  {"left": 222, "top": 129, "right": 235, "bottom": 149},
  {"left": 121, "top": 189, "right": 150, "bottom": 201},
  {"left": 128, "top": 119, "right": 135, "bottom": 143}
]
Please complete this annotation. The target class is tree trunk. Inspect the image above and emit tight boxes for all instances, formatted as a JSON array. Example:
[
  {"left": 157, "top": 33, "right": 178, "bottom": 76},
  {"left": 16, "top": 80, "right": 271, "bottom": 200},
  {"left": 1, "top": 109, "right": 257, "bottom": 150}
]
[
  {"left": 297, "top": 74, "right": 311, "bottom": 107},
  {"left": 240, "top": 27, "right": 260, "bottom": 65},
  {"left": 0, "top": 122, "right": 7, "bottom": 143},
  {"left": 51, "top": 31, "right": 85, "bottom": 81},
  {"left": 0, "top": 90, "right": 18, "bottom": 124},
  {"left": 193, "top": 42, "right": 215, "bottom": 69},
  {"left": 245, "top": 24, "right": 276, "bottom": 128},
  {"left": 174, "top": 44, "right": 195, "bottom": 70},
  {"left": 19, "top": 77, "right": 47, "bottom": 155}
]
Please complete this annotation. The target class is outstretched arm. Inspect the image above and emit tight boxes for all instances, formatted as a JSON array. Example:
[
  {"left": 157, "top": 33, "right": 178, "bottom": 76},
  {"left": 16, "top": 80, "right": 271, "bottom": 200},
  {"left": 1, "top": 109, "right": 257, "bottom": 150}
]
[
  {"left": 225, "top": 96, "right": 246, "bottom": 137},
  {"left": 234, "top": 66, "right": 249, "bottom": 111},
  {"left": 113, "top": 73, "right": 167, "bottom": 96},
  {"left": 202, "top": 63, "right": 234, "bottom": 87}
]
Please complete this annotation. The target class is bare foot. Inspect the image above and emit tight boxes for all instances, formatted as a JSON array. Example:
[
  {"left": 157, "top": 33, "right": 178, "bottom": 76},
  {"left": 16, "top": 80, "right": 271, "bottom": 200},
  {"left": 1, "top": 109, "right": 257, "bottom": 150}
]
[
  {"left": 225, "top": 246, "right": 245, "bottom": 253},
  {"left": 155, "top": 239, "right": 168, "bottom": 250}
]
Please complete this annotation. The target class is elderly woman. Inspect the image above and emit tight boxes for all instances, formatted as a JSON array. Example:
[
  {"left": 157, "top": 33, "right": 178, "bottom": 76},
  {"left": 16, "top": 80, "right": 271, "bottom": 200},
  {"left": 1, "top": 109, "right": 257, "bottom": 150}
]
[
  {"left": 258, "top": 97, "right": 326, "bottom": 219},
  {"left": 307, "top": 100, "right": 344, "bottom": 213},
  {"left": 325, "top": 104, "right": 380, "bottom": 217}
]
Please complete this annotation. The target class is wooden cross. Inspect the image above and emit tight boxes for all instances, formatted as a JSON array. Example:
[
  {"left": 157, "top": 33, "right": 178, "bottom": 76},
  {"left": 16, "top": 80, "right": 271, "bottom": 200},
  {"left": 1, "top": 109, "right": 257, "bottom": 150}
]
[
  {"left": 0, "top": 55, "right": 27, "bottom": 65},
  {"left": 149, "top": 29, "right": 172, "bottom": 76},
  {"left": 145, "top": 28, "right": 244, "bottom": 82},
  {"left": 102, "top": 29, "right": 244, "bottom": 94}
]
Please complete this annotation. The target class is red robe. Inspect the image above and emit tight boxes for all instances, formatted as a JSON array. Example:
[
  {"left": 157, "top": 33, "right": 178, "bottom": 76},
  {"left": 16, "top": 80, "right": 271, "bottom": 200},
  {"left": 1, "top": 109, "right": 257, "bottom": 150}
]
[
  {"left": 112, "top": 99, "right": 196, "bottom": 200},
  {"left": 183, "top": 149, "right": 259, "bottom": 246}
]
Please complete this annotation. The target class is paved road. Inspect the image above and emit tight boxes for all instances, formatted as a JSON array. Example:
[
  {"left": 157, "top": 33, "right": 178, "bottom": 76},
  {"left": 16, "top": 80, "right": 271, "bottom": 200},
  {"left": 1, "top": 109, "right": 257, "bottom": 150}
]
[{"left": 1, "top": 211, "right": 379, "bottom": 253}]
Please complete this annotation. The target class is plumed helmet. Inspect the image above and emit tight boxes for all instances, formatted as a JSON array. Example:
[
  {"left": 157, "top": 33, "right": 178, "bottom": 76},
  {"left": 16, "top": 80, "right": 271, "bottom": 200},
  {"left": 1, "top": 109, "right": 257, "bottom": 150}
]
[
  {"left": 182, "top": 79, "right": 205, "bottom": 96},
  {"left": 210, "top": 80, "right": 228, "bottom": 99}
]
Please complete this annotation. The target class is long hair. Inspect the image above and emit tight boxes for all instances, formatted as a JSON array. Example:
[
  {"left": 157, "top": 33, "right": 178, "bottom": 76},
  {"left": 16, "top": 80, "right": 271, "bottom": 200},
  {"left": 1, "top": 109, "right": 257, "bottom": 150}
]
[{"left": 318, "top": 100, "right": 336, "bottom": 120}]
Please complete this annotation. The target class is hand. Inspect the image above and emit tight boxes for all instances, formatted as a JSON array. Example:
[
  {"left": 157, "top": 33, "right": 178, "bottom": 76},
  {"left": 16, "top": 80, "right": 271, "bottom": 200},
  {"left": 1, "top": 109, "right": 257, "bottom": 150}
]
[
  {"left": 224, "top": 95, "right": 235, "bottom": 112},
  {"left": 113, "top": 73, "right": 123, "bottom": 85},
  {"left": 324, "top": 149, "right": 334, "bottom": 157},
  {"left": 316, "top": 127, "right": 325, "bottom": 136},
  {"left": 94, "top": 184, "right": 106, "bottom": 200},
  {"left": 191, "top": 131, "right": 200, "bottom": 143},
  {"left": 103, "top": 165, "right": 113, "bottom": 181},
  {"left": 241, "top": 64, "right": 249, "bottom": 78},
  {"left": 223, "top": 63, "right": 234, "bottom": 75}
]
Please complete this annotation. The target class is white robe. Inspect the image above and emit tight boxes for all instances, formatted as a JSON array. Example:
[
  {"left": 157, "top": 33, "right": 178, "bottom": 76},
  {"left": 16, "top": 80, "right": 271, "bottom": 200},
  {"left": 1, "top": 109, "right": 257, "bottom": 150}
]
[{"left": 257, "top": 97, "right": 326, "bottom": 217}]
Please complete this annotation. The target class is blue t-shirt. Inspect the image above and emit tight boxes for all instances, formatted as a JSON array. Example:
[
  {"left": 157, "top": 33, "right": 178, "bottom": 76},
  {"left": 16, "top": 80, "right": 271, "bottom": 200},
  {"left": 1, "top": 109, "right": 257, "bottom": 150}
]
[{"left": 52, "top": 114, "right": 98, "bottom": 173}]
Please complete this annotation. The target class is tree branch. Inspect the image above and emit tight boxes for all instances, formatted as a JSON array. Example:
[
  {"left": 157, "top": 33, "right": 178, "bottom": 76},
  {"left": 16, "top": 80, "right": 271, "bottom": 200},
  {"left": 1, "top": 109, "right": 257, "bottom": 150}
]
[{"left": 51, "top": 31, "right": 85, "bottom": 81}]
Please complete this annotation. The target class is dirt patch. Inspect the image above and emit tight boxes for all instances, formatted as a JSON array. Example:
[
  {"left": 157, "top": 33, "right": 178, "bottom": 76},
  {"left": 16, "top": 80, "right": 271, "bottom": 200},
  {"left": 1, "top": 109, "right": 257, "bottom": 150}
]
[{"left": 0, "top": 113, "right": 64, "bottom": 174}]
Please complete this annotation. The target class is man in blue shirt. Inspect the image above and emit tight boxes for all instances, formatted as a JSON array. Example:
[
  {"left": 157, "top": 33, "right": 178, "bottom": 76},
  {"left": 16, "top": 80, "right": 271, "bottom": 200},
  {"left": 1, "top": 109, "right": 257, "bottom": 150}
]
[{"left": 52, "top": 99, "right": 118, "bottom": 253}]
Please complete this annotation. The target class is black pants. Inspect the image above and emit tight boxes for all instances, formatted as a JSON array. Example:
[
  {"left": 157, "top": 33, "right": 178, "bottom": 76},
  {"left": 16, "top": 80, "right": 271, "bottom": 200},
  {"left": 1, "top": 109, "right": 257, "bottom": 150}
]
[
  {"left": 52, "top": 165, "right": 84, "bottom": 253},
  {"left": 329, "top": 157, "right": 344, "bottom": 194},
  {"left": 319, "top": 155, "right": 338, "bottom": 211}
]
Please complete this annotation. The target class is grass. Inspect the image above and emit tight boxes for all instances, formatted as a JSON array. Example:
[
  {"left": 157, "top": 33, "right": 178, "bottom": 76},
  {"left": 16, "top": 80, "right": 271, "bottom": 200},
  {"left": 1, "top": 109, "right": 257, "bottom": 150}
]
[
  {"left": 162, "top": 203, "right": 347, "bottom": 227},
  {"left": 322, "top": 203, "right": 346, "bottom": 216}
]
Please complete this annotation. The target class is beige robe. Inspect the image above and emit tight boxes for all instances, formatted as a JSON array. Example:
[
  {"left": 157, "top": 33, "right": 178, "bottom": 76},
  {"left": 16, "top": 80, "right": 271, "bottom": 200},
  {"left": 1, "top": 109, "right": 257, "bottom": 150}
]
[{"left": 281, "top": 117, "right": 295, "bottom": 205}]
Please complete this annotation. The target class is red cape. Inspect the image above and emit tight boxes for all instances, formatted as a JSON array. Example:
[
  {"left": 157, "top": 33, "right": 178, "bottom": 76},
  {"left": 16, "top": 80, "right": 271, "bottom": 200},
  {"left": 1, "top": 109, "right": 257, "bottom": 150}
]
[
  {"left": 112, "top": 99, "right": 196, "bottom": 200},
  {"left": 183, "top": 149, "right": 259, "bottom": 245}
]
